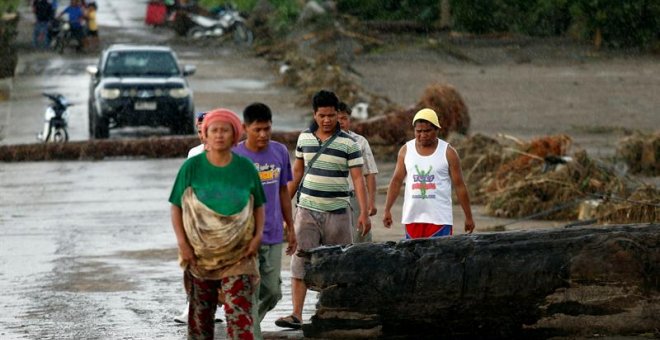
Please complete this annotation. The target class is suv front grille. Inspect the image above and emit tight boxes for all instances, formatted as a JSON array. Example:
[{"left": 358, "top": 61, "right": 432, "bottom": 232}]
[{"left": 121, "top": 88, "right": 169, "bottom": 98}]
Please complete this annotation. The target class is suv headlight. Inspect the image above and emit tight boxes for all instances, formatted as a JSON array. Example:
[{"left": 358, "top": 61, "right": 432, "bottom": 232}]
[
  {"left": 169, "top": 88, "right": 190, "bottom": 98},
  {"left": 100, "top": 88, "right": 120, "bottom": 99}
]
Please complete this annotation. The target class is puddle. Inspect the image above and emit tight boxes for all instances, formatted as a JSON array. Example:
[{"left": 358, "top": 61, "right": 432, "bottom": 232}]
[
  {"left": 116, "top": 248, "right": 178, "bottom": 262},
  {"left": 48, "top": 258, "right": 138, "bottom": 293}
]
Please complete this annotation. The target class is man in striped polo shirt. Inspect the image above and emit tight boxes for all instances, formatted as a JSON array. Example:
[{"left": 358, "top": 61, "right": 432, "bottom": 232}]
[{"left": 275, "top": 90, "right": 371, "bottom": 329}]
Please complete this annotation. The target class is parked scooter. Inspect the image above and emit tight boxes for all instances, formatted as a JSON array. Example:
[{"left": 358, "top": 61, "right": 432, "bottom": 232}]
[
  {"left": 37, "top": 93, "right": 71, "bottom": 143},
  {"left": 185, "top": 5, "right": 253, "bottom": 46}
]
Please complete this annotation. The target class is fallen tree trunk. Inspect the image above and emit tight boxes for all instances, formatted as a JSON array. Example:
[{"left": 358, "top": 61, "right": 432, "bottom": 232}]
[
  {"left": 302, "top": 224, "right": 660, "bottom": 338},
  {"left": 0, "top": 137, "right": 201, "bottom": 161},
  {"left": 0, "top": 133, "right": 301, "bottom": 162}
]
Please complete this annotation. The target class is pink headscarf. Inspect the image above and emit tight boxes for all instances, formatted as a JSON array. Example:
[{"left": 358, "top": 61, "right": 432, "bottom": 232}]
[{"left": 201, "top": 108, "right": 243, "bottom": 146}]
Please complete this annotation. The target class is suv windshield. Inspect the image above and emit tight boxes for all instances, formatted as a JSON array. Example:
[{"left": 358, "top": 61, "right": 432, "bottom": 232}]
[{"left": 103, "top": 51, "right": 180, "bottom": 77}]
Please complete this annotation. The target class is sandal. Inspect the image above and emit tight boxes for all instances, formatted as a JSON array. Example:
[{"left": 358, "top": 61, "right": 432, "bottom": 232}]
[{"left": 275, "top": 314, "right": 302, "bottom": 329}]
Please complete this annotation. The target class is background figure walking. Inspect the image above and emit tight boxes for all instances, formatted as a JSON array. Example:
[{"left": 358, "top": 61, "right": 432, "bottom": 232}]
[
  {"left": 84, "top": 2, "right": 99, "bottom": 51},
  {"left": 187, "top": 111, "right": 207, "bottom": 158},
  {"left": 337, "top": 101, "right": 378, "bottom": 243},
  {"left": 169, "top": 108, "right": 265, "bottom": 339},
  {"left": 383, "top": 108, "right": 475, "bottom": 239},
  {"left": 233, "top": 102, "right": 296, "bottom": 339},
  {"left": 32, "top": 0, "right": 54, "bottom": 49}
]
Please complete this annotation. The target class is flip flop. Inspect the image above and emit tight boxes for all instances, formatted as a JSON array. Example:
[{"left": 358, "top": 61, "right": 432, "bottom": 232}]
[{"left": 275, "top": 314, "right": 302, "bottom": 329}]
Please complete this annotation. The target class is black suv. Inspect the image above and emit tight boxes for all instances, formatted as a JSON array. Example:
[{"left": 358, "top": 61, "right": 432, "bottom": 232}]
[{"left": 87, "top": 44, "right": 196, "bottom": 138}]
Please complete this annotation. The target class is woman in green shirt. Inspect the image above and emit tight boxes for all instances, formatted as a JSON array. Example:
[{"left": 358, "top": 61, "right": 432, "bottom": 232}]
[{"left": 169, "top": 108, "right": 266, "bottom": 339}]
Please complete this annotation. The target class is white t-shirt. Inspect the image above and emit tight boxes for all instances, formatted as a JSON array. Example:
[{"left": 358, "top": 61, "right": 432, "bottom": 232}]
[
  {"left": 401, "top": 138, "right": 453, "bottom": 225},
  {"left": 187, "top": 144, "right": 204, "bottom": 158},
  {"left": 346, "top": 130, "right": 378, "bottom": 190}
]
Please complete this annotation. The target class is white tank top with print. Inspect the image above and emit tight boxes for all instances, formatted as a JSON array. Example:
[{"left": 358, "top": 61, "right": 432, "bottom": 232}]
[{"left": 401, "top": 138, "right": 453, "bottom": 225}]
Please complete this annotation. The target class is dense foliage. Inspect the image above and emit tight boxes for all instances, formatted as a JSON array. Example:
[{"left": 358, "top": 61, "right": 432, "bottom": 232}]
[
  {"left": 569, "top": 0, "right": 660, "bottom": 48},
  {"left": 337, "top": 0, "right": 438, "bottom": 25},
  {"left": 199, "top": 0, "right": 299, "bottom": 35},
  {"left": 0, "top": 0, "right": 19, "bottom": 78},
  {"left": 0, "top": 0, "right": 19, "bottom": 12},
  {"left": 340, "top": 0, "right": 659, "bottom": 48},
  {"left": 199, "top": 0, "right": 257, "bottom": 11},
  {"left": 451, "top": 0, "right": 659, "bottom": 48},
  {"left": 450, "top": 0, "right": 572, "bottom": 36},
  {"left": 195, "top": 0, "right": 658, "bottom": 48}
]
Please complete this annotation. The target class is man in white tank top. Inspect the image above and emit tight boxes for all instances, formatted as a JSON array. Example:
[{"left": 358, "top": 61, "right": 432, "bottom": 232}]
[{"left": 383, "top": 108, "right": 475, "bottom": 239}]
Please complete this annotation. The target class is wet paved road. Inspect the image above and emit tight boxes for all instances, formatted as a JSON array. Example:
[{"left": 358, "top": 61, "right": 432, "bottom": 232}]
[
  {"left": 0, "top": 1, "right": 313, "bottom": 339},
  {"left": 0, "top": 0, "right": 307, "bottom": 146},
  {"left": 1, "top": 159, "right": 187, "bottom": 339},
  {"left": 0, "top": 158, "right": 555, "bottom": 339},
  {"left": 0, "top": 159, "right": 319, "bottom": 339}
]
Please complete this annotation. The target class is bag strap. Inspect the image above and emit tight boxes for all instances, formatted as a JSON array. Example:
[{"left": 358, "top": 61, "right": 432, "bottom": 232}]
[{"left": 296, "top": 132, "right": 339, "bottom": 204}]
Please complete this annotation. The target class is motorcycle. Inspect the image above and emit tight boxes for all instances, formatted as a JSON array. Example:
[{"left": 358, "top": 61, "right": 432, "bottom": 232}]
[
  {"left": 37, "top": 93, "right": 72, "bottom": 143},
  {"left": 49, "top": 17, "right": 84, "bottom": 54},
  {"left": 185, "top": 5, "right": 253, "bottom": 46}
]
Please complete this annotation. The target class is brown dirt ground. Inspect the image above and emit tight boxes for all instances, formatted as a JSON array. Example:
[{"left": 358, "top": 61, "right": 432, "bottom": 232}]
[{"left": 351, "top": 35, "right": 659, "bottom": 161}]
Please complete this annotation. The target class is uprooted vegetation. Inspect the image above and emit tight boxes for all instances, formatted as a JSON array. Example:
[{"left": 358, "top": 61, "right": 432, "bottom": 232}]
[
  {"left": 2, "top": 130, "right": 656, "bottom": 225},
  {"left": 452, "top": 133, "right": 659, "bottom": 224},
  {"left": 616, "top": 130, "right": 660, "bottom": 176},
  {"left": 253, "top": 13, "right": 400, "bottom": 115}
]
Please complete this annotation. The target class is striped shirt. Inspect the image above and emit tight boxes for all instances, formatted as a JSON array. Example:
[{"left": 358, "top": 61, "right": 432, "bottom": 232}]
[{"left": 295, "top": 127, "right": 363, "bottom": 212}]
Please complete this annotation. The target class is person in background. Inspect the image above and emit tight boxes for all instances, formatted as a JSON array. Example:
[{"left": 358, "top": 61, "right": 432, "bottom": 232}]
[
  {"left": 187, "top": 111, "right": 206, "bottom": 158},
  {"left": 164, "top": 0, "right": 176, "bottom": 17},
  {"left": 383, "top": 108, "right": 475, "bottom": 239},
  {"left": 169, "top": 108, "right": 265, "bottom": 339},
  {"left": 32, "top": 0, "right": 54, "bottom": 49},
  {"left": 275, "top": 90, "right": 371, "bottom": 329},
  {"left": 84, "top": 2, "right": 99, "bottom": 51},
  {"left": 337, "top": 101, "right": 379, "bottom": 243},
  {"left": 233, "top": 102, "right": 296, "bottom": 339},
  {"left": 58, "top": 0, "right": 85, "bottom": 51}
]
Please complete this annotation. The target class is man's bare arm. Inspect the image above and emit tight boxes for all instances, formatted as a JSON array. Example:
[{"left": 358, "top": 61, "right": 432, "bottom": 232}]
[
  {"left": 279, "top": 185, "right": 296, "bottom": 255},
  {"left": 350, "top": 166, "right": 371, "bottom": 236},
  {"left": 365, "top": 173, "right": 377, "bottom": 216},
  {"left": 288, "top": 157, "right": 304, "bottom": 200}
]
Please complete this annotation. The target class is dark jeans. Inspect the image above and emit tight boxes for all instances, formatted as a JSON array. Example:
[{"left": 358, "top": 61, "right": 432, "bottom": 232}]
[
  {"left": 71, "top": 26, "right": 84, "bottom": 42},
  {"left": 33, "top": 21, "right": 50, "bottom": 49}
]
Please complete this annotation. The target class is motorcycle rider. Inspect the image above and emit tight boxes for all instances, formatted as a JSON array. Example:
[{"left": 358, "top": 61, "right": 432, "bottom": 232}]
[{"left": 58, "top": 0, "right": 86, "bottom": 52}]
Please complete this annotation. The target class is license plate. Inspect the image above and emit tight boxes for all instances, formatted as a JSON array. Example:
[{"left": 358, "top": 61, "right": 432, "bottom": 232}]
[{"left": 135, "top": 102, "right": 157, "bottom": 110}]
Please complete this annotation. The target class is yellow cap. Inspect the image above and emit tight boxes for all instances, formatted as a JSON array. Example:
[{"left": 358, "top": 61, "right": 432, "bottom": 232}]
[{"left": 412, "top": 108, "right": 441, "bottom": 128}]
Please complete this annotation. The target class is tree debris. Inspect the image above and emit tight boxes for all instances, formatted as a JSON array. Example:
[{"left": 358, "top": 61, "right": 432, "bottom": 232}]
[{"left": 616, "top": 130, "right": 660, "bottom": 176}]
